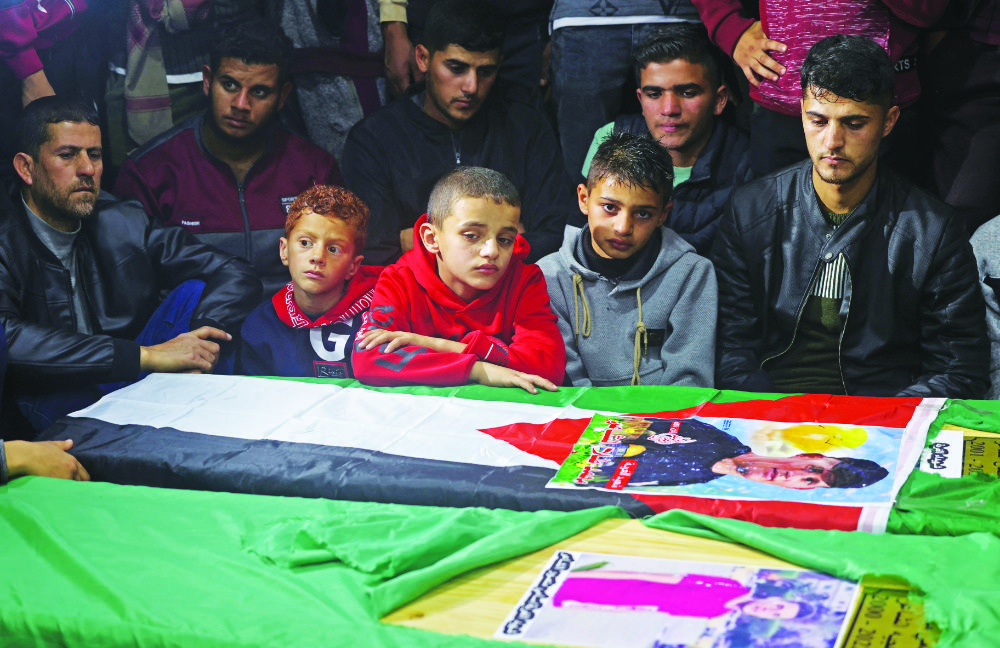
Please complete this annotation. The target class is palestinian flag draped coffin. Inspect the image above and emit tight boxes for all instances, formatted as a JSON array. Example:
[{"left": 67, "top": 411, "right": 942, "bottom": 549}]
[{"left": 38, "top": 375, "right": 935, "bottom": 532}]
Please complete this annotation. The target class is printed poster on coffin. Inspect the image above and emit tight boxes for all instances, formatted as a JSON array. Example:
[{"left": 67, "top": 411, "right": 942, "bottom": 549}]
[{"left": 548, "top": 413, "right": 924, "bottom": 505}]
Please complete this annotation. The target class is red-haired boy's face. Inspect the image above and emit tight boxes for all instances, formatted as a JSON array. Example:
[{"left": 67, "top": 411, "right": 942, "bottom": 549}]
[{"left": 280, "top": 210, "right": 363, "bottom": 314}]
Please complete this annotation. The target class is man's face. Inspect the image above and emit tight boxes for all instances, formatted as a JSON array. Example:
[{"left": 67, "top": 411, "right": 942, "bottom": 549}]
[
  {"left": 637, "top": 59, "right": 727, "bottom": 166},
  {"left": 725, "top": 454, "right": 842, "bottom": 489},
  {"left": 420, "top": 197, "right": 519, "bottom": 301},
  {"left": 801, "top": 87, "right": 899, "bottom": 189},
  {"left": 415, "top": 44, "right": 500, "bottom": 129},
  {"left": 203, "top": 57, "right": 290, "bottom": 143},
  {"left": 741, "top": 597, "right": 802, "bottom": 620},
  {"left": 280, "top": 210, "right": 363, "bottom": 314},
  {"left": 16, "top": 121, "right": 102, "bottom": 231},
  {"left": 579, "top": 178, "right": 669, "bottom": 260}
]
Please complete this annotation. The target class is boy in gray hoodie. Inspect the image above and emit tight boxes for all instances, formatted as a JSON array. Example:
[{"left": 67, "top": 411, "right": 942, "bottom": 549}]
[{"left": 538, "top": 131, "right": 717, "bottom": 386}]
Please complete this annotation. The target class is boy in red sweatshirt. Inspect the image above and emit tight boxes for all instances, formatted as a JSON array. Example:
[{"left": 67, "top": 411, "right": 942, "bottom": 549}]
[
  {"left": 239, "top": 185, "right": 382, "bottom": 378},
  {"left": 354, "top": 167, "right": 566, "bottom": 393}
]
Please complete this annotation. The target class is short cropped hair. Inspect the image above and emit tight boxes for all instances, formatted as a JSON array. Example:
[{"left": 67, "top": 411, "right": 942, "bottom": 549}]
[
  {"left": 426, "top": 167, "right": 520, "bottom": 229},
  {"left": 801, "top": 35, "right": 895, "bottom": 109},
  {"left": 822, "top": 456, "right": 889, "bottom": 488},
  {"left": 285, "top": 185, "right": 370, "bottom": 252},
  {"left": 587, "top": 130, "right": 675, "bottom": 204},
  {"left": 421, "top": 0, "right": 504, "bottom": 55},
  {"left": 210, "top": 17, "right": 294, "bottom": 83},
  {"left": 634, "top": 23, "right": 725, "bottom": 89},
  {"left": 16, "top": 96, "right": 99, "bottom": 160}
]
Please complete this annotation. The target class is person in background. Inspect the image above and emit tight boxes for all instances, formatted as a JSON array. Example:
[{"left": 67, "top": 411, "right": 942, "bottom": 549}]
[
  {"left": 692, "top": 0, "right": 946, "bottom": 180},
  {"left": 2, "top": 96, "right": 260, "bottom": 434},
  {"left": 343, "top": 0, "right": 574, "bottom": 266},
  {"left": 580, "top": 24, "right": 752, "bottom": 255},
  {"left": 103, "top": 0, "right": 256, "bottom": 171},
  {"left": 379, "top": 0, "right": 552, "bottom": 106},
  {"left": 922, "top": 0, "right": 1000, "bottom": 236},
  {"left": 0, "top": 0, "right": 107, "bottom": 184},
  {"left": 114, "top": 17, "right": 342, "bottom": 295},
  {"left": 711, "top": 35, "right": 988, "bottom": 398},
  {"left": 548, "top": 0, "right": 703, "bottom": 179}
]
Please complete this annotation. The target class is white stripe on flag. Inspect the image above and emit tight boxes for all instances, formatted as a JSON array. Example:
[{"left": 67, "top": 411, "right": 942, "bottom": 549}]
[{"left": 71, "top": 375, "right": 601, "bottom": 470}]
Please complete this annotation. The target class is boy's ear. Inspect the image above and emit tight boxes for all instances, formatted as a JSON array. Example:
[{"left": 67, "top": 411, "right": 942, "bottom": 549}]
[
  {"left": 418, "top": 221, "right": 440, "bottom": 254},
  {"left": 576, "top": 183, "right": 590, "bottom": 216},
  {"left": 347, "top": 254, "right": 364, "bottom": 280},
  {"left": 279, "top": 237, "right": 290, "bottom": 267},
  {"left": 659, "top": 200, "right": 674, "bottom": 226}
]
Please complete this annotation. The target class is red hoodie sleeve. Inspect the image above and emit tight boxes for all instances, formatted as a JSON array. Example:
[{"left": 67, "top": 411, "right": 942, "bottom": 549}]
[
  {"left": 461, "top": 264, "right": 565, "bottom": 384},
  {"left": 352, "top": 266, "right": 478, "bottom": 387}
]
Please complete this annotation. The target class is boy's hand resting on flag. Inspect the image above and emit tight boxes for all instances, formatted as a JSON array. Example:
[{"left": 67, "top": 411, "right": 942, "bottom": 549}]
[{"left": 470, "top": 361, "right": 557, "bottom": 394}]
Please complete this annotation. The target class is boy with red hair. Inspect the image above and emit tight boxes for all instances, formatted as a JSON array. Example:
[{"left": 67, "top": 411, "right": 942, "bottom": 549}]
[{"left": 239, "top": 185, "right": 382, "bottom": 378}]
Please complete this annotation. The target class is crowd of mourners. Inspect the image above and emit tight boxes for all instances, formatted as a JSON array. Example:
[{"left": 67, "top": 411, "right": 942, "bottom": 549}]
[{"left": 1, "top": 0, "right": 999, "bottom": 482}]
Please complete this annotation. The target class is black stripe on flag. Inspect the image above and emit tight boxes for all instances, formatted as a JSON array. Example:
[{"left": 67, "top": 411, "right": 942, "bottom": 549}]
[{"left": 41, "top": 417, "right": 656, "bottom": 516}]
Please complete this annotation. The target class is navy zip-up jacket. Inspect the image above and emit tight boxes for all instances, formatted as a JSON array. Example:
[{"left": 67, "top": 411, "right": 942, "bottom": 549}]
[{"left": 613, "top": 115, "right": 753, "bottom": 256}]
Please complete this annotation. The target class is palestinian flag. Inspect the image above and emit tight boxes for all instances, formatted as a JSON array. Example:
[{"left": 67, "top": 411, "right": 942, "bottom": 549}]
[{"left": 38, "top": 375, "right": 936, "bottom": 532}]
